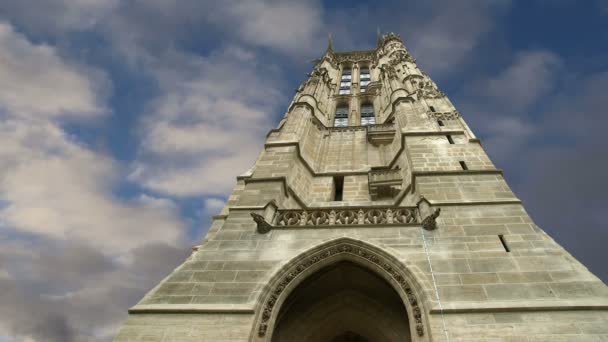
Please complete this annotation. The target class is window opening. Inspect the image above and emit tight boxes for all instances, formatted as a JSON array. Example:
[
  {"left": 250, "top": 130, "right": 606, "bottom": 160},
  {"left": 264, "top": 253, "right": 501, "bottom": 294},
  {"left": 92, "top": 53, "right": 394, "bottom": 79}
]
[
  {"left": 459, "top": 161, "right": 468, "bottom": 170},
  {"left": 437, "top": 120, "right": 444, "bottom": 127},
  {"left": 498, "top": 235, "right": 510, "bottom": 252},
  {"left": 339, "top": 69, "right": 352, "bottom": 95},
  {"left": 359, "top": 67, "right": 370, "bottom": 93},
  {"left": 333, "top": 176, "right": 344, "bottom": 201},
  {"left": 446, "top": 135, "right": 454, "bottom": 144},
  {"left": 360, "top": 104, "right": 376, "bottom": 126},
  {"left": 430, "top": 106, "right": 436, "bottom": 112},
  {"left": 334, "top": 106, "right": 349, "bottom": 127}
]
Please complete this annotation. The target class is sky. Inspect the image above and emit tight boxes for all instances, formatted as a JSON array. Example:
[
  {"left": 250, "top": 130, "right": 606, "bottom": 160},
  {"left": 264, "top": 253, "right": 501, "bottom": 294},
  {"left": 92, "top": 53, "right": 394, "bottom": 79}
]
[{"left": 0, "top": 0, "right": 606, "bottom": 341}]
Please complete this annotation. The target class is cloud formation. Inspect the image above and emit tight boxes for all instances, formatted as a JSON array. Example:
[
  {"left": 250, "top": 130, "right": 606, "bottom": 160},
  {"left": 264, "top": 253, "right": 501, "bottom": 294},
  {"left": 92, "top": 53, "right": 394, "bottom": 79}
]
[
  {"left": 0, "top": 19, "right": 188, "bottom": 341},
  {"left": 129, "top": 47, "right": 285, "bottom": 196},
  {"left": 0, "top": 1, "right": 606, "bottom": 341}
]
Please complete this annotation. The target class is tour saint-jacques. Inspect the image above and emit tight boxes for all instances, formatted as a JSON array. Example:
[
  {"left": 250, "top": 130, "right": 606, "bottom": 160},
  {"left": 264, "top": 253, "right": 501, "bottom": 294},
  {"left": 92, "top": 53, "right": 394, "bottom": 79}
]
[{"left": 115, "top": 32, "right": 608, "bottom": 342}]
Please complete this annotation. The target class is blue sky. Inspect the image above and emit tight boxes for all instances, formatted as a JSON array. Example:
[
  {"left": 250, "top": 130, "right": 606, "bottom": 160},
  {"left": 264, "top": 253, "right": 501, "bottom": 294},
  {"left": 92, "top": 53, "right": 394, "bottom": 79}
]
[{"left": 0, "top": 0, "right": 606, "bottom": 340}]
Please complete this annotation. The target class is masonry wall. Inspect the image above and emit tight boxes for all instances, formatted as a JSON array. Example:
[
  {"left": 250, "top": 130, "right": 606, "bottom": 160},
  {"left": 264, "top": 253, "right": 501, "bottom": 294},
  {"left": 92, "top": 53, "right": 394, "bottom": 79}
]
[{"left": 115, "top": 36, "right": 607, "bottom": 341}]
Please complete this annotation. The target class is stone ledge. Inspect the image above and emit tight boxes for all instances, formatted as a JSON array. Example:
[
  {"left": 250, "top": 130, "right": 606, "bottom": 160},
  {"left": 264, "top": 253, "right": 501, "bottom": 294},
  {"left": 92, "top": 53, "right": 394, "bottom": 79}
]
[
  {"left": 413, "top": 169, "right": 503, "bottom": 177},
  {"left": 428, "top": 199, "right": 522, "bottom": 206},
  {"left": 128, "top": 304, "right": 255, "bottom": 314},
  {"left": 402, "top": 129, "right": 465, "bottom": 136},
  {"left": 430, "top": 298, "right": 608, "bottom": 314}
]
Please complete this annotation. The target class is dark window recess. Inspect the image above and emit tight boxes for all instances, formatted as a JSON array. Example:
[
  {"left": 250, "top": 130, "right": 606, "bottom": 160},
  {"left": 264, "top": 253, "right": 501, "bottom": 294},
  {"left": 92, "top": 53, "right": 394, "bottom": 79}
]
[
  {"left": 360, "top": 104, "right": 375, "bottom": 125},
  {"left": 333, "top": 176, "right": 344, "bottom": 201},
  {"left": 446, "top": 135, "right": 455, "bottom": 144},
  {"left": 498, "top": 235, "right": 510, "bottom": 252},
  {"left": 459, "top": 161, "right": 468, "bottom": 170},
  {"left": 430, "top": 106, "right": 436, "bottom": 112},
  {"left": 437, "top": 120, "right": 444, "bottom": 126},
  {"left": 334, "top": 106, "right": 349, "bottom": 127}
]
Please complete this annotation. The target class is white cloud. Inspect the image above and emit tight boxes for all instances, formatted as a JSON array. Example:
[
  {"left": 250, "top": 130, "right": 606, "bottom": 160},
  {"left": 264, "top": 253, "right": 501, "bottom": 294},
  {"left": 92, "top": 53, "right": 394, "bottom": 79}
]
[
  {"left": 0, "top": 122, "right": 185, "bottom": 252},
  {"left": 402, "top": 0, "right": 512, "bottom": 75},
  {"left": 0, "top": 20, "right": 190, "bottom": 341},
  {"left": 0, "top": 22, "right": 185, "bottom": 252},
  {"left": 480, "top": 50, "right": 562, "bottom": 110},
  {"left": 0, "top": 0, "right": 119, "bottom": 34},
  {"left": 221, "top": 0, "right": 324, "bottom": 54},
  {"left": 0, "top": 21, "right": 107, "bottom": 119},
  {"left": 129, "top": 48, "right": 284, "bottom": 196}
]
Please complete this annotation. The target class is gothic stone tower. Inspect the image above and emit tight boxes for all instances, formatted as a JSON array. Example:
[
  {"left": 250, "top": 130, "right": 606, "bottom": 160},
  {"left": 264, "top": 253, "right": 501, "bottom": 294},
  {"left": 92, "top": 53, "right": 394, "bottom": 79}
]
[{"left": 115, "top": 33, "right": 608, "bottom": 342}]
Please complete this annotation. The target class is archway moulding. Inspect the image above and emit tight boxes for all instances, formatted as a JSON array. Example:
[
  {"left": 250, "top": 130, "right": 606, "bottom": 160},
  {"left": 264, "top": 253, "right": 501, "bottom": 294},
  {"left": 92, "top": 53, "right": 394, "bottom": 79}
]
[{"left": 249, "top": 237, "right": 432, "bottom": 342}]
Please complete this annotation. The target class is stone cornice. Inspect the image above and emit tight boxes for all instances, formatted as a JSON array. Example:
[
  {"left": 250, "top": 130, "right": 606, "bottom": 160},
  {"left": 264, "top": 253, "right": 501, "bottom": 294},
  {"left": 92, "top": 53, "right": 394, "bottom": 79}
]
[
  {"left": 129, "top": 304, "right": 255, "bottom": 314},
  {"left": 430, "top": 299, "right": 608, "bottom": 314}
]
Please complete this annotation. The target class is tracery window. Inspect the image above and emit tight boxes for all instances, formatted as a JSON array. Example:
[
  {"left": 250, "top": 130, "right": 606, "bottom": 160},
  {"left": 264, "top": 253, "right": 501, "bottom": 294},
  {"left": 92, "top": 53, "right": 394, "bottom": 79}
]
[
  {"left": 339, "top": 69, "right": 351, "bottom": 95},
  {"left": 359, "top": 67, "right": 370, "bottom": 93},
  {"left": 360, "top": 104, "right": 375, "bottom": 126},
  {"left": 334, "top": 105, "right": 349, "bottom": 127}
]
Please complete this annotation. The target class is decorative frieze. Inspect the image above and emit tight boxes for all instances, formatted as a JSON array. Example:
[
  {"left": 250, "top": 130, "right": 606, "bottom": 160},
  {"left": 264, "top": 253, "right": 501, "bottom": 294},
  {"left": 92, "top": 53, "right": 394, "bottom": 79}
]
[
  {"left": 251, "top": 204, "right": 441, "bottom": 234},
  {"left": 333, "top": 50, "right": 377, "bottom": 64},
  {"left": 257, "top": 242, "right": 425, "bottom": 338},
  {"left": 429, "top": 110, "right": 460, "bottom": 121},
  {"left": 276, "top": 207, "right": 418, "bottom": 227}
]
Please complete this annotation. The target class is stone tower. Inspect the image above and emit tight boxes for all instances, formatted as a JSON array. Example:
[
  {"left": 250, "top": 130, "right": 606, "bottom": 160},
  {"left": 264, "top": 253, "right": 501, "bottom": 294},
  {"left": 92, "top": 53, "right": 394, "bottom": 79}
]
[{"left": 115, "top": 33, "right": 608, "bottom": 341}]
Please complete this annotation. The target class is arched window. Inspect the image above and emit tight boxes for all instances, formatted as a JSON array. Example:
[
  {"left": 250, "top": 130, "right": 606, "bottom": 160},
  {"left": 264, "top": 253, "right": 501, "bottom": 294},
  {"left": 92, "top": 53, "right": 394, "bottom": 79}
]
[
  {"left": 360, "top": 104, "right": 375, "bottom": 126},
  {"left": 339, "top": 69, "right": 352, "bottom": 95},
  {"left": 359, "top": 67, "right": 370, "bottom": 93},
  {"left": 334, "top": 105, "right": 349, "bottom": 127}
]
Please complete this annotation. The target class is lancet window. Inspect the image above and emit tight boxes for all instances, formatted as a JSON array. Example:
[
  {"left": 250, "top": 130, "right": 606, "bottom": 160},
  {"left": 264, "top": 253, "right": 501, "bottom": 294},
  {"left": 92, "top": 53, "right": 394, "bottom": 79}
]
[
  {"left": 334, "top": 105, "right": 349, "bottom": 127},
  {"left": 360, "top": 104, "right": 375, "bottom": 125},
  {"left": 359, "top": 67, "right": 370, "bottom": 93},
  {"left": 339, "top": 69, "right": 352, "bottom": 95}
]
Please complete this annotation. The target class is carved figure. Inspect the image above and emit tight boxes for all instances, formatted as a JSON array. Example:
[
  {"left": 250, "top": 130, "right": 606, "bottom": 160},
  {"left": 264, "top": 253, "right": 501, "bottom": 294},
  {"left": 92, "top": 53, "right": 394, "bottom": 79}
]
[
  {"left": 421, "top": 208, "right": 441, "bottom": 231},
  {"left": 250, "top": 213, "right": 272, "bottom": 234}
]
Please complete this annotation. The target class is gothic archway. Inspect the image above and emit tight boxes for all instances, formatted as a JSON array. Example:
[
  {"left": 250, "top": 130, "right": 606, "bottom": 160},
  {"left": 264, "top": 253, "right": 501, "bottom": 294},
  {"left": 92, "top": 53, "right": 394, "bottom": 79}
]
[{"left": 250, "top": 238, "right": 430, "bottom": 342}]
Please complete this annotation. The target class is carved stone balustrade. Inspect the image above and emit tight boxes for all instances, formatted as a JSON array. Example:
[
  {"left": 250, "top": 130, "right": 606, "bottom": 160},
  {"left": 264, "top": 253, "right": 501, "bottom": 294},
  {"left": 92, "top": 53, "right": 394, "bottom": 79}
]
[
  {"left": 275, "top": 207, "right": 418, "bottom": 228},
  {"left": 366, "top": 122, "right": 396, "bottom": 146},
  {"left": 428, "top": 110, "right": 460, "bottom": 121},
  {"left": 364, "top": 81, "right": 382, "bottom": 95},
  {"left": 368, "top": 168, "right": 403, "bottom": 200}
]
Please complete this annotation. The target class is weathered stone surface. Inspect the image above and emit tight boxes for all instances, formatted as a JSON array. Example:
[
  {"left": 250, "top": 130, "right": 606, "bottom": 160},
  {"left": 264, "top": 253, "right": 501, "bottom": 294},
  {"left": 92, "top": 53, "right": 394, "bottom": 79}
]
[{"left": 114, "top": 33, "right": 607, "bottom": 341}]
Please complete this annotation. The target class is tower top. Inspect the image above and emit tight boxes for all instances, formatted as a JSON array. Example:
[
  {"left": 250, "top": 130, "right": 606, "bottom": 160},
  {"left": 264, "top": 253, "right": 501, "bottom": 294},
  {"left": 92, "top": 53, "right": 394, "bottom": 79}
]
[{"left": 378, "top": 32, "right": 403, "bottom": 48}]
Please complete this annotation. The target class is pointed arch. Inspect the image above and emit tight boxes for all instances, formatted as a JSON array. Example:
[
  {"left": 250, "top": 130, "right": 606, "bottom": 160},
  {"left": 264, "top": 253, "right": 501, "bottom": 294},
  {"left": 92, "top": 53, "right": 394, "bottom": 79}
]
[{"left": 249, "top": 237, "right": 431, "bottom": 341}]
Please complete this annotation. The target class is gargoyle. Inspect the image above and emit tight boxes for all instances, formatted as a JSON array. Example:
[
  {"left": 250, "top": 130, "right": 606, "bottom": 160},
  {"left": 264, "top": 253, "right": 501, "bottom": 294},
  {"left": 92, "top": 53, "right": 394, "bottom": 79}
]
[
  {"left": 421, "top": 208, "right": 441, "bottom": 231},
  {"left": 250, "top": 213, "right": 272, "bottom": 234}
]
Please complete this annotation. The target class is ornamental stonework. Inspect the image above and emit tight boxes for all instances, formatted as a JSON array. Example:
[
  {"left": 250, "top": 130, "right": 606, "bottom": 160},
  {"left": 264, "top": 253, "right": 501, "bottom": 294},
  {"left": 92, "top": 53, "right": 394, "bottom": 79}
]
[{"left": 257, "top": 243, "right": 425, "bottom": 338}]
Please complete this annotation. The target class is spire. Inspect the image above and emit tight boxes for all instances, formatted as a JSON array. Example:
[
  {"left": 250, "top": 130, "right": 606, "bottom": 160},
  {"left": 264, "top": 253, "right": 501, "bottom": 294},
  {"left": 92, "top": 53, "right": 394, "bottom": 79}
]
[
  {"left": 326, "top": 32, "right": 333, "bottom": 53},
  {"left": 377, "top": 27, "right": 382, "bottom": 47}
]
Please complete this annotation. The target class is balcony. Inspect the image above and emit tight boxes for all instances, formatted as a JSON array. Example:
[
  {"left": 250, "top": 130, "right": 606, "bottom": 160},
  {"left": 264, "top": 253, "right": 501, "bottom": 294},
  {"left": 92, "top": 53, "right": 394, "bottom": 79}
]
[
  {"left": 368, "top": 168, "right": 402, "bottom": 200},
  {"left": 366, "top": 122, "right": 396, "bottom": 146}
]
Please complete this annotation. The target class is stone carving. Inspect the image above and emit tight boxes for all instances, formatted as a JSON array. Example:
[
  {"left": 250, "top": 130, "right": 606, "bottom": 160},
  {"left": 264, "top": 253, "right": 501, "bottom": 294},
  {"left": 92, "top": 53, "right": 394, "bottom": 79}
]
[
  {"left": 389, "top": 49, "right": 415, "bottom": 65},
  {"left": 417, "top": 80, "right": 445, "bottom": 99},
  {"left": 429, "top": 110, "right": 460, "bottom": 121},
  {"left": 250, "top": 213, "right": 272, "bottom": 234},
  {"left": 257, "top": 243, "right": 425, "bottom": 337},
  {"left": 275, "top": 207, "right": 418, "bottom": 227},
  {"left": 379, "top": 63, "right": 398, "bottom": 80},
  {"left": 379, "top": 32, "right": 403, "bottom": 48},
  {"left": 299, "top": 66, "right": 333, "bottom": 95},
  {"left": 421, "top": 208, "right": 441, "bottom": 231},
  {"left": 333, "top": 50, "right": 376, "bottom": 64}
]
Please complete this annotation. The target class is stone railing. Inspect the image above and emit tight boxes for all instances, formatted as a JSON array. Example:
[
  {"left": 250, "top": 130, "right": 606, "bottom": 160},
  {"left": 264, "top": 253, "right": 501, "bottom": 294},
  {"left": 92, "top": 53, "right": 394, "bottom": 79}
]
[
  {"left": 366, "top": 122, "right": 396, "bottom": 146},
  {"left": 369, "top": 168, "right": 401, "bottom": 184},
  {"left": 366, "top": 122, "right": 395, "bottom": 133},
  {"left": 275, "top": 207, "right": 418, "bottom": 227},
  {"left": 368, "top": 169, "right": 403, "bottom": 200},
  {"left": 428, "top": 110, "right": 460, "bottom": 121}
]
